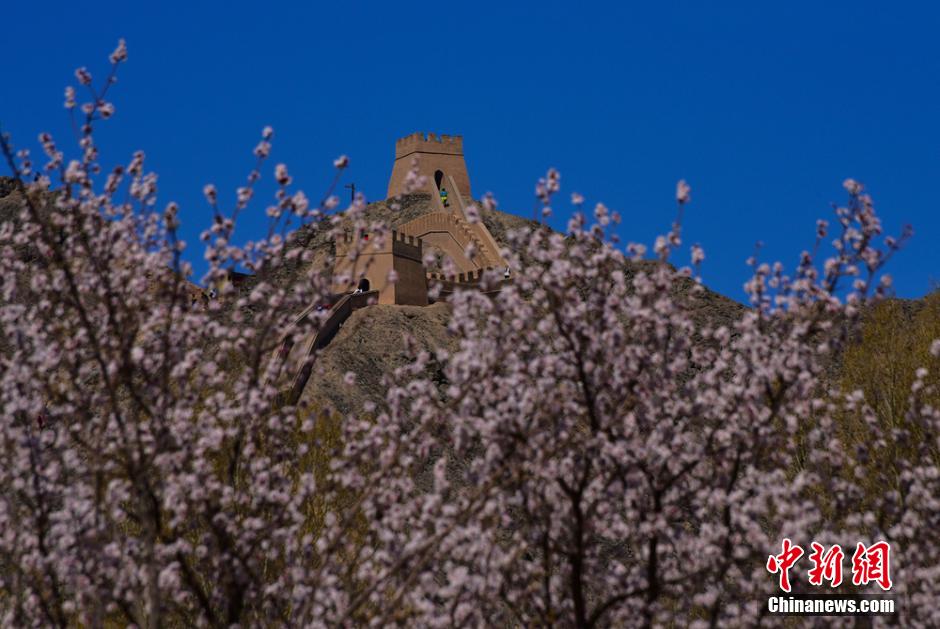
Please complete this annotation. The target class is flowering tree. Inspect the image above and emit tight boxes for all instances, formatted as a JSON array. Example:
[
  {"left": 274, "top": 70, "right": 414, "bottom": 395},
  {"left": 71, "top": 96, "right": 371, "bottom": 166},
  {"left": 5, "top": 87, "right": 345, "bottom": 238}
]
[
  {"left": 1, "top": 42, "right": 938, "bottom": 627},
  {"left": 0, "top": 41, "right": 377, "bottom": 627},
  {"left": 317, "top": 178, "right": 938, "bottom": 627}
]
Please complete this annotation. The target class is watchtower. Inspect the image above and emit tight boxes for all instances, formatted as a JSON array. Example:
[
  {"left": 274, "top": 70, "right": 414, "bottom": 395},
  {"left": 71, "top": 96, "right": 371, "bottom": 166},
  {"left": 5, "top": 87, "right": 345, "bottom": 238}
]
[
  {"left": 332, "top": 230, "right": 428, "bottom": 306},
  {"left": 386, "top": 132, "right": 472, "bottom": 199},
  {"left": 331, "top": 132, "right": 508, "bottom": 307}
]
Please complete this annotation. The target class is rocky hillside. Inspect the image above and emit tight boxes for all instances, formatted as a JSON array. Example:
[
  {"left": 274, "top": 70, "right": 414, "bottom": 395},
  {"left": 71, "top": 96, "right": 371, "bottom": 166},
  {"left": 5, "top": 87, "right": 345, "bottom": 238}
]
[{"left": 301, "top": 301, "right": 455, "bottom": 414}]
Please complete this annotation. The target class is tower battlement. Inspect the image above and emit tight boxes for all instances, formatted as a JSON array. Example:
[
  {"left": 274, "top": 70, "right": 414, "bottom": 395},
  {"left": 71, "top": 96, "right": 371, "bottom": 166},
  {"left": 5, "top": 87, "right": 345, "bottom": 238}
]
[
  {"left": 394, "top": 132, "right": 464, "bottom": 159},
  {"left": 335, "top": 230, "right": 423, "bottom": 257}
]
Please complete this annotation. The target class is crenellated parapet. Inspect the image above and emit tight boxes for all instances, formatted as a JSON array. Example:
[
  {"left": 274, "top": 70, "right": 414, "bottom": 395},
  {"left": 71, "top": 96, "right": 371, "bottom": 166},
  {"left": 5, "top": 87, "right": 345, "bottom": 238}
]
[
  {"left": 426, "top": 267, "right": 510, "bottom": 302},
  {"left": 394, "top": 132, "right": 464, "bottom": 159},
  {"left": 335, "top": 229, "right": 423, "bottom": 257},
  {"left": 427, "top": 268, "right": 491, "bottom": 283}
]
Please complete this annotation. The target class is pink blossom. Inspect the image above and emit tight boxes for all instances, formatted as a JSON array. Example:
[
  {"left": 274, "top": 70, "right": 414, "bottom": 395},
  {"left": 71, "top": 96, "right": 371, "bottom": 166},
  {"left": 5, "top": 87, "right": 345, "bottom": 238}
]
[
  {"left": 254, "top": 140, "right": 271, "bottom": 158},
  {"left": 109, "top": 38, "right": 128, "bottom": 64},
  {"left": 676, "top": 179, "right": 691, "bottom": 204},
  {"left": 843, "top": 178, "right": 863, "bottom": 195},
  {"left": 63, "top": 159, "right": 84, "bottom": 183},
  {"left": 236, "top": 186, "right": 252, "bottom": 207},
  {"left": 203, "top": 183, "right": 217, "bottom": 204},
  {"left": 291, "top": 190, "right": 309, "bottom": 215},
  {"left": 482, "top": 192, "right": 498, "bottom": 212},
  {"left": 74, "top": 66, "right": 92, "bottom": 85},
  {"left": 275, "top": 163, "right": 291, "bottom": 186}
]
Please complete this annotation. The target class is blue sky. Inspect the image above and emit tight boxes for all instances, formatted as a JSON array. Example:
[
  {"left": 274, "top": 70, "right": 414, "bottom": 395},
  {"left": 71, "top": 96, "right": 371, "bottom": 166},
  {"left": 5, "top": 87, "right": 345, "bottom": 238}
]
[{"left": 2, "top": 1, "right": 938, "bottom": 300}]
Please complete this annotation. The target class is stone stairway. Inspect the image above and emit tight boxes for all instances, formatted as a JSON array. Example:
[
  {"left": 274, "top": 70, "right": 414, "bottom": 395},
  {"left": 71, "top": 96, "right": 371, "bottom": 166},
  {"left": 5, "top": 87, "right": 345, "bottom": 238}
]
[{"left": 269, "top": 290, "right": 379, "bottom": 406}]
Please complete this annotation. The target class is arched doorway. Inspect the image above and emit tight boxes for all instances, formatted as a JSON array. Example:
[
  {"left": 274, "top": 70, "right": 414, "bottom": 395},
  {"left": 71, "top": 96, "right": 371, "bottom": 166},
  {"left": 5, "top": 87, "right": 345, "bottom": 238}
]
[{"left": 434, "top": 170, "right": 444, "bottom": 190}]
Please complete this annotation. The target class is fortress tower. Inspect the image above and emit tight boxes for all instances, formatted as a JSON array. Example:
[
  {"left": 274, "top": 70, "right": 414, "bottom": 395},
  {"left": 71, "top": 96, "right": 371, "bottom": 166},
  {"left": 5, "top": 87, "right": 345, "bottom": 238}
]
[
  {"left": 386, "top": 132, "right": 472, "bottom": 199},
  {"left": 277, "top": 133, "right": 509, "bottom": 404},
  {"left": 332, "top": 230, "right": 428, "bottom": 306},
  {"left": 330, "top": 132, "right": 507, "bottom": 307}
]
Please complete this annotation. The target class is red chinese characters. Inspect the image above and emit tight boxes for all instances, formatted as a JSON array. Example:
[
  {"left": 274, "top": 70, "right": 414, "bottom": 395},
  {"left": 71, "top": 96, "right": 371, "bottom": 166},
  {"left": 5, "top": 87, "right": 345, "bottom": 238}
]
[
  {"left": 807, "top": 542, "right": 844, "bottom": 587},
  {"left": 851, "top": 541, "right": 892, "bottom": 591},
  {"left": 768, "top": 539, "right": 893, "bottom": 592},
  {"left": 766, "top": 538, "right": 804, "bottom": 592}
]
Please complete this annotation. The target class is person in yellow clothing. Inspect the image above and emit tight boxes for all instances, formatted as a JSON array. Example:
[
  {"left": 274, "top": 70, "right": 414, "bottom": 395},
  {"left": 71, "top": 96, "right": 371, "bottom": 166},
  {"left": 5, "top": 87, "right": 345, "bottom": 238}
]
[{"left": 439, "top": 187, "right": 449, "bottom": 207}]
